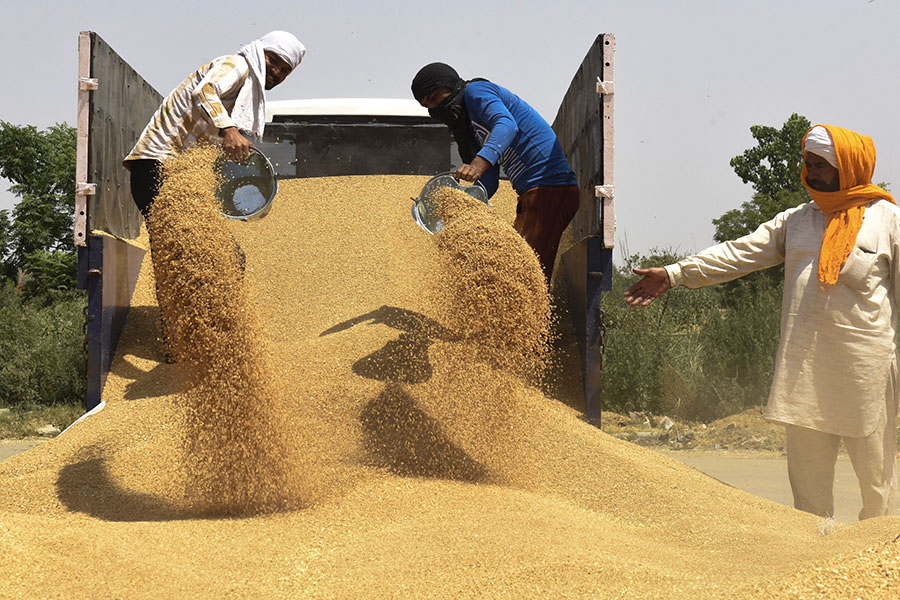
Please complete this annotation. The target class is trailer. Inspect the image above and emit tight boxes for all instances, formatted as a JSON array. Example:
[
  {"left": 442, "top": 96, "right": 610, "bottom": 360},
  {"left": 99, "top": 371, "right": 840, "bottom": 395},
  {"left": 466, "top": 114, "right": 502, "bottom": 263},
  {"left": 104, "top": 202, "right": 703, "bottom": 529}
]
[{"left": 74, "top": 31, "right": 615, "bottom": 423}]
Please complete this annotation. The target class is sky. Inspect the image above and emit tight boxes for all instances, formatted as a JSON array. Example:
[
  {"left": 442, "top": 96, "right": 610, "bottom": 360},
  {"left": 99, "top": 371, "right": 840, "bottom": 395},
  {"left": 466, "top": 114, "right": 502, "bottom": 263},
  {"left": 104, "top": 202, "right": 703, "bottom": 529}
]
[{"left": 2, "top": 0, "right": 899, "bottom": 262}]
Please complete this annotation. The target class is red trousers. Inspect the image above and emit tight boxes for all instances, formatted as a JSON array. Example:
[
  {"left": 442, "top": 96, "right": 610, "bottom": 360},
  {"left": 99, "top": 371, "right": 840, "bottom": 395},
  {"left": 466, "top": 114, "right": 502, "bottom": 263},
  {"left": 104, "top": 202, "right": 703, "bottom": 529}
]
[{"left": 513, "top": 184, "right": 580, "bottom": 285}]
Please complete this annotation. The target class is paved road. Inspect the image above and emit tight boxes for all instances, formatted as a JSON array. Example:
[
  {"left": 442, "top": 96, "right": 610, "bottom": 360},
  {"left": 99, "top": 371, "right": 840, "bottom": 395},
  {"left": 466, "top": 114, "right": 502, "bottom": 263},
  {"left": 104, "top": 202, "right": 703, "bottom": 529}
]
[
  {"left": 0, "top": 439, "right": 46, "bottom": 462},
  {"left": 671, "top": 452, "right": 899, "bottom": 523}
]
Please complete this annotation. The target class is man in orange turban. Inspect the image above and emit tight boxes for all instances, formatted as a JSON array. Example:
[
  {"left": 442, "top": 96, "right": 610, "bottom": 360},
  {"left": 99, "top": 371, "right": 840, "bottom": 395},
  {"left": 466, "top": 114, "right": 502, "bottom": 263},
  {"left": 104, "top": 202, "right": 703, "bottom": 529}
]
[{"left": 624, "top": 124, "right": 898, "bottom": 520}]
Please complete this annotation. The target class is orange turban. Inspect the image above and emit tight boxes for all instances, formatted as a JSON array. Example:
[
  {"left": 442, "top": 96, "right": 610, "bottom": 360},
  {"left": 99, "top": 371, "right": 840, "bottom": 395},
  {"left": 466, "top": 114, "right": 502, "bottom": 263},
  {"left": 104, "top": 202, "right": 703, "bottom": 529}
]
[{"left": 801, "top": 124, "right": 895, "bottom": 286}]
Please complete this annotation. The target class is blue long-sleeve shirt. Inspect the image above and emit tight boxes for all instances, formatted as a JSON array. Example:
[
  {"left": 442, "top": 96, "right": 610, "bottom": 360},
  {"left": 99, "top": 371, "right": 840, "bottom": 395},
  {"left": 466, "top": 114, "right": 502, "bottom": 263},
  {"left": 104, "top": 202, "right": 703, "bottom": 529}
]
[{"left": 464, "top": 80, "right": 577, "bottom": 197}]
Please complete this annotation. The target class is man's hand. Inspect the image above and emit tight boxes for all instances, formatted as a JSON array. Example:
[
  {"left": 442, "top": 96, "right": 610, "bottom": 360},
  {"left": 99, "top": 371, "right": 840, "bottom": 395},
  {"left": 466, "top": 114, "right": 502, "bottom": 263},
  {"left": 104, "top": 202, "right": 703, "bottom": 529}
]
[
  {"left": 222, "top": 127, "right": 252, "bottom": 162},
  {"left": 624, "top": 267, "right": 672, "bottom": 307},
  {"left": 454, "top": 156, "right": 492, "bottom": 182}
]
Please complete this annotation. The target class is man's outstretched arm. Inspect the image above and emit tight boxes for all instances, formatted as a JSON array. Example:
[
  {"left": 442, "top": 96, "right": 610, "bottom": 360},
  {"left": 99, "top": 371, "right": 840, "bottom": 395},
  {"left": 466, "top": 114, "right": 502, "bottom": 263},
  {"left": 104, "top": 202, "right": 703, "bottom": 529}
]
[{"left": 623, "top": 267, "right": 671, "bottom": 307}]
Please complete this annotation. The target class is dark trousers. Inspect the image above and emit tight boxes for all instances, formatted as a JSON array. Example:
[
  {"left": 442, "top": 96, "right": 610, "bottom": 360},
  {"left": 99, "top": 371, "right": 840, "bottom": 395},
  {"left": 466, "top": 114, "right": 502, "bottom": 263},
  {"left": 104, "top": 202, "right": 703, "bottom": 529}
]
[
  {"left": 128, "top": 159, "right": 163, "bottom": 219},
  {"left": 128, "top": 158, "right": 246, "bottom": 269},
  {"left": 513, "top": 184, "right": 580, "bottom": 285}
]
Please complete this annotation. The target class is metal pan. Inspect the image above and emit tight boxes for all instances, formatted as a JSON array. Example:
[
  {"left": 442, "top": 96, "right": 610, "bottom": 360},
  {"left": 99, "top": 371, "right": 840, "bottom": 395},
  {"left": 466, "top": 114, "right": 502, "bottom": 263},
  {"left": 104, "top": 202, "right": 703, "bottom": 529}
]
[
  {"left": 411, "top": 172, "right": 489, "bottom": 234},
  {"left": 216, "top": 148, "right": 278, "bottom": 221}
]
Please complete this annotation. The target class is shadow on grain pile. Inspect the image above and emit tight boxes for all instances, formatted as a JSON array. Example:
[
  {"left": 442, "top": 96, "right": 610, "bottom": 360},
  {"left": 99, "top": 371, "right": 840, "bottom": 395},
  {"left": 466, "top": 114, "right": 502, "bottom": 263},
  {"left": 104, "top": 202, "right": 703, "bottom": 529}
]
[
  {"left": 108, "top": 305, "right": 188, "bottom": 401},
  {"left": 321, "top": 305, "right": 453, "bottom": 384},
  {"left": 56, "top": 446, "right": 186, "bottom": 522}
]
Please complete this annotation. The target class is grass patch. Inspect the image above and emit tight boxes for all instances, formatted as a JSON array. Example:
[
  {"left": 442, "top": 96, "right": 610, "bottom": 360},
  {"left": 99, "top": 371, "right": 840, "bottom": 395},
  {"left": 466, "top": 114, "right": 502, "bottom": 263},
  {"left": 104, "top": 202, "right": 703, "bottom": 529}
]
[{"left": 0, "top": 403, "right": 85, "bottom": 439}]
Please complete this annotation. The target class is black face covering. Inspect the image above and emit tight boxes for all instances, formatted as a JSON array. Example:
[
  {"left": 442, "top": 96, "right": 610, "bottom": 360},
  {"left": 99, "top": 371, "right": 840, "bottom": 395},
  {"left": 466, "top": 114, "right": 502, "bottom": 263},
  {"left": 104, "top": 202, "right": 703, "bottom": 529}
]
[
  {"left": 428, "top": 79, "right": 485, "bottom": 164},
  {"left": 411, "top": 63, "right": 487, "bottom": 164},
  {"left": 428, "top": 80, "right": 466, "bottom": 126}
]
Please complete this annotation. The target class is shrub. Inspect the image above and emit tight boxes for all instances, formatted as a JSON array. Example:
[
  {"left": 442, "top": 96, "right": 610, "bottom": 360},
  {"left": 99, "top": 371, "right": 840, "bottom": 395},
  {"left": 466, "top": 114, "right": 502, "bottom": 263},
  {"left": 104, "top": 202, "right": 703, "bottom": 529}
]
[
  {"left": 694, "top": 275, "right": 782, "bottom": 418},
  {"left": 0, "top": 280, "right": 86, "bottom": 407},
  {"left": 600, "top": 251, "right": 717, "bottom": 417},
  {"left": 599, "top": 251, "right": 782, "bottom": 422}
]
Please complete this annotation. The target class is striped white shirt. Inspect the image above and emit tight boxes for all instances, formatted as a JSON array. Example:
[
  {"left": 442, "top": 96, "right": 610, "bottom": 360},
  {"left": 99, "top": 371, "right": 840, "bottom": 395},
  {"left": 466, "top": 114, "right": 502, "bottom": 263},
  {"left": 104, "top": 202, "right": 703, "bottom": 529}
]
[{"left": 124, "top": 55, "right": 250, "bottom": 165}]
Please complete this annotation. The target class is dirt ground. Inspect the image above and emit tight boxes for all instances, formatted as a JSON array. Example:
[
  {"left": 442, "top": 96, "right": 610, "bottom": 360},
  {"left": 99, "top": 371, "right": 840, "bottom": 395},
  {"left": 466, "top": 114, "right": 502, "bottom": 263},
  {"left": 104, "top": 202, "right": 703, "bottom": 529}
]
[{"left": 601, "top": 405, "right": 787, "bottom": 453}]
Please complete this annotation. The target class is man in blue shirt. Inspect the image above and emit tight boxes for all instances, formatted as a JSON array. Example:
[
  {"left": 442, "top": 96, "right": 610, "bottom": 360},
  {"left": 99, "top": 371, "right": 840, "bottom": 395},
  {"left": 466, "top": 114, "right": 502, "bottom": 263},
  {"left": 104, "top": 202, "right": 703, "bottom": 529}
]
[{"left": 412, "top": 62, "right": 579, "bottom": 285}]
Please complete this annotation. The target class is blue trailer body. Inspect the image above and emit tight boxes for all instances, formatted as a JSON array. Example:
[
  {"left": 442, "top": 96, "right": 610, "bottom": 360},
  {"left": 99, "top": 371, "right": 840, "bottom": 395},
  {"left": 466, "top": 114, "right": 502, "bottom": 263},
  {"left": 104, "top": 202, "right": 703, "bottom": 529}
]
[{"left": 77, "top": 235, "right": 146, "bottom": 410}]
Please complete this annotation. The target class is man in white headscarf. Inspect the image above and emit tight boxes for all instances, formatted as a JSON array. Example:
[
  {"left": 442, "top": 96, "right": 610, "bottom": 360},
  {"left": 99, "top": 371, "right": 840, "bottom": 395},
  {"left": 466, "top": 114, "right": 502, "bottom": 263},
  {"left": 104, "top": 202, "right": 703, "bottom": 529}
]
[
  {"left": 124, "top": 31, "right": 305, "bottom": 219},
  {"left": 123, "top": 32, "right": 304, "bottom": 362}
]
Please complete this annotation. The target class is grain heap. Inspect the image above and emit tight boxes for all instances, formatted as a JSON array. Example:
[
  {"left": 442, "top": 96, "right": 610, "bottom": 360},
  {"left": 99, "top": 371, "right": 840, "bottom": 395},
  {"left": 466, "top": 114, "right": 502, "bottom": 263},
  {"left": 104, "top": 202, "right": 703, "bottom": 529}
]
[
  {"left": 1, "top": 171, "right": 900, "bottom": 598},
  {"left": 749, "top": 541, "right": 900, "bottom": 599},
  {"left": 146, "top": 146, "right": 306, "bottom": 514}
]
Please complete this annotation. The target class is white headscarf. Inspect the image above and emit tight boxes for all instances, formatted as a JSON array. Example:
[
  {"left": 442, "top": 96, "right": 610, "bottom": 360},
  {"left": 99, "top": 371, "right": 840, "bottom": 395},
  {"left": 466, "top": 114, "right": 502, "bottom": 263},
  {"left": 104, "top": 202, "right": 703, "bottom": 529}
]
[
  {"left": 232, "top": 31, "right": 306, "bottom": 138},
  {"left": 803, "top": 125, "right": 838, "bottom": 168},
  {"left": 260, "top": 31, "right": 306, "bottom": 71}
]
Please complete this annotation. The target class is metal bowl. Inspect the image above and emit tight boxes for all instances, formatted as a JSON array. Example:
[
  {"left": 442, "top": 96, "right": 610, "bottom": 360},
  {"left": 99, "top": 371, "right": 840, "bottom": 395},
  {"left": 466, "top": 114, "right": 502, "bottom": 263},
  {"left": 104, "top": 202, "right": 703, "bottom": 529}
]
[
  {"left": 216, "top": 148, "right": 278, "bottom": 221},
  {"left": 411, "top": 172, "right": 489, "bottom": 234}
]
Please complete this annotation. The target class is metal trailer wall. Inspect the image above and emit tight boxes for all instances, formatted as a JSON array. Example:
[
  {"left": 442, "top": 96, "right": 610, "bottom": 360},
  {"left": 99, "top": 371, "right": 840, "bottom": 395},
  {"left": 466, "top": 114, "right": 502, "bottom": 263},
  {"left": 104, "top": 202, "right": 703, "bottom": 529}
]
[
  {"left": 75, "top": 31, "right": 161, "bottom": 410},
  {"left": 552, "top": 33, "right": 615, "bottom": 424}
]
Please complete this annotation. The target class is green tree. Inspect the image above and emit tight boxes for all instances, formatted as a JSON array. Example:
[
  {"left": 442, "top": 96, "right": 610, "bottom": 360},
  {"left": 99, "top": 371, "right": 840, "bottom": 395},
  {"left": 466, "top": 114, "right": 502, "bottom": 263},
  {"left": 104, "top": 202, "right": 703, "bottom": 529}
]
[
  {"left": 0, "top": 210, "right": 13, "bottom": 281},
  {"left": 714, "top": 113, "right": 811, "bottom": 243},
  {"left": 0, "top": 122, "right": 78, "bottom": 298},
  {"left": 728, "top": 113, "right": 809, "bottom": 199}
]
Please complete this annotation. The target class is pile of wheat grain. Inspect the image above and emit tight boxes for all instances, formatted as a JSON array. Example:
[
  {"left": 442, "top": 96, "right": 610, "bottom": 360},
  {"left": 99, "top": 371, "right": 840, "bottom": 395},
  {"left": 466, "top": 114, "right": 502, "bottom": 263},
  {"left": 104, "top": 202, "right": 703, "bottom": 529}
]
[{"left": 1, "top": 168, "right": 900, "bottom": 599}]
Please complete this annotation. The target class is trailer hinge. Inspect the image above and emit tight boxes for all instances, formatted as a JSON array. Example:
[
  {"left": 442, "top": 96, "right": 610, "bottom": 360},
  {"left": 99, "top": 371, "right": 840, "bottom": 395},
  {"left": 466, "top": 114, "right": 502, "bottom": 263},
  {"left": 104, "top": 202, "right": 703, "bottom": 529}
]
[
  {"left": 76, "top": 182, "right": 97, "bottom": 196},
  {"left": 596, "top": 78, "right": 614, "bottom": 95},
  {"left": 594, "top": 185, "right": 614, "bottom": 199},
  {"left": 79, "top": 77, "right": 99, "bottom": 91}
]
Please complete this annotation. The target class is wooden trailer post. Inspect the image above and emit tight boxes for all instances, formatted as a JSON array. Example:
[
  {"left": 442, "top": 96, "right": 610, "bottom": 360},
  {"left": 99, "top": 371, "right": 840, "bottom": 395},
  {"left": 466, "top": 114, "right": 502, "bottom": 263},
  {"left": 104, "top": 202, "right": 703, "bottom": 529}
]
[
  {"left": 74, "top": 31, "right": 160, "bottom": 410},
  {"left": 553, "top": 33, "right": 616, "bottom": 425}
]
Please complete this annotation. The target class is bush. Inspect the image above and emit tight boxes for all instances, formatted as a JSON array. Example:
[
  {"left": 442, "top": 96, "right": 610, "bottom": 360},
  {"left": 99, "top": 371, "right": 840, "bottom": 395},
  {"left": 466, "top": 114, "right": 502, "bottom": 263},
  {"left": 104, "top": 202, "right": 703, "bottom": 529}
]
[
  {"left": 600, "top": 251, "right": 717, "bottom": 417},
  {"left": 20, "top": 249, "right": 78, "bottom": 301},
  {"left": 599, "top": 251, "right": 782, "bottom": 422},
  {"left": 694, "top": 275, "right": 782, "bottom": 418},
  {"left": 0, "top": 280, "right": 86, "bottom": 407}
]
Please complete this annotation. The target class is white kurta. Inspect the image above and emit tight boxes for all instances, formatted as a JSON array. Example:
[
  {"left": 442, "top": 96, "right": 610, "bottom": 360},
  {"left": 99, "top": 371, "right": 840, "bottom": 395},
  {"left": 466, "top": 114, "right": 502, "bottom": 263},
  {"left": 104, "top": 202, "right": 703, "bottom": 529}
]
[{"left": 665, "top": 200, "right": 900, "bottom": 437}]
